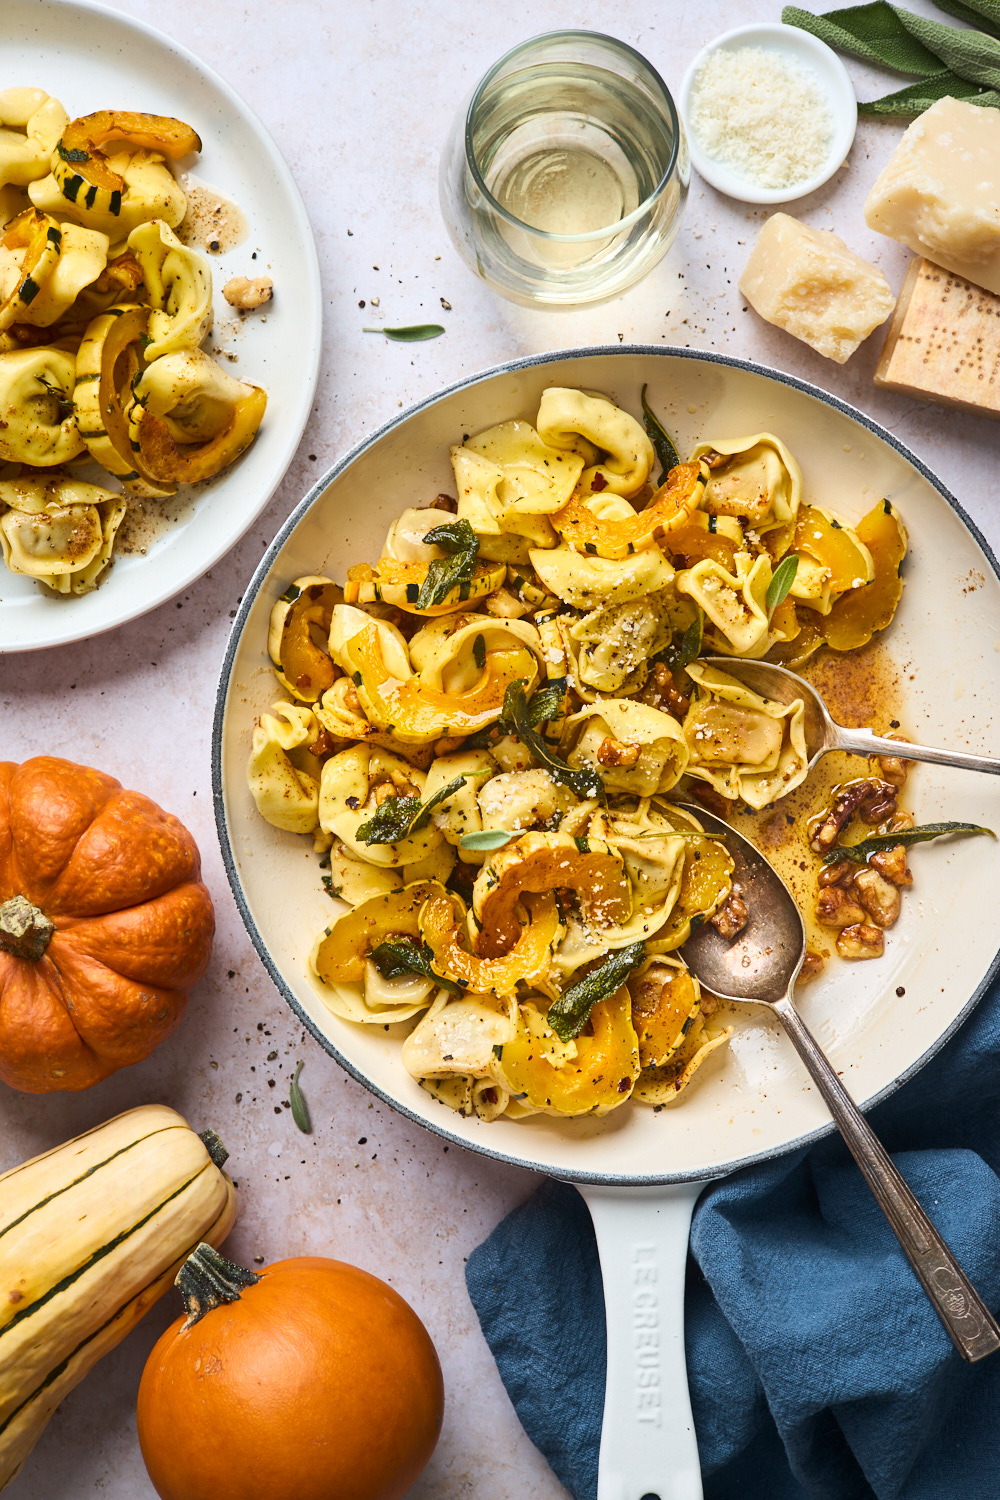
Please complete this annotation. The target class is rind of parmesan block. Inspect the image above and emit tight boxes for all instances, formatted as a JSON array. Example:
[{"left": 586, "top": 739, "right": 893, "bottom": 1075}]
[
  {"left": 864, "top": 96, "right": 1000, "bottom": 297},
  {"left": 874, "top": 256, "right": 1000, "bottom": 419},
  {"left": 739, "top": 213, "right": 896, "bottom": 364}
]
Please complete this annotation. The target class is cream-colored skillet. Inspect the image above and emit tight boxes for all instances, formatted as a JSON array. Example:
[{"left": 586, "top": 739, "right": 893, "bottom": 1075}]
[{"left": 214, "top": 348, "right": 1000, "bottom": 1500}]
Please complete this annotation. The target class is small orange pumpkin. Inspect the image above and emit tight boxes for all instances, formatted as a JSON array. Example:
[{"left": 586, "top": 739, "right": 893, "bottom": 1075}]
[
  {"left": 0, "top": 756, "right": 214, "bottom": 1092},
  {"left": 137, "top": 1244, "right": 445, "bottom": 1500}
]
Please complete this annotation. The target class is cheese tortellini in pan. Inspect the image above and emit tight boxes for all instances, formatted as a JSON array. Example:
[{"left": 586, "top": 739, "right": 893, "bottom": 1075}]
[{"left": 683, "top": 661, "right": 809, "bottom": 809}]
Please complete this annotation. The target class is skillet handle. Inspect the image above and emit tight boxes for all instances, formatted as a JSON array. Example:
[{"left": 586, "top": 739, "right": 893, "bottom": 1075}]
[{"left": 578, "top": 1182, "right": 707, "bottom": 1500}]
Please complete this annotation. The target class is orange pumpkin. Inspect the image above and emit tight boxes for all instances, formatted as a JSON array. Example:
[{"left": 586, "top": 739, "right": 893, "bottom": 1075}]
[
  {"left": 137, "top": 1245, "right": 444, "bottom": 1500},
  {"left": 0, "top": 756, "right": 214, "bottom": 1092}
]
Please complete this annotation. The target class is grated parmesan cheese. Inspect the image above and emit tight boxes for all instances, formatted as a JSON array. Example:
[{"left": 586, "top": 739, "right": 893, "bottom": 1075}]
[{"left": 689, "top": 45, "right": 833, "bottom": 192}]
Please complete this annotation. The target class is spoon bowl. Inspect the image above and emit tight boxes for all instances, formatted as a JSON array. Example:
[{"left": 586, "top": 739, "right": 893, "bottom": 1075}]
[{"left": 679, "top": 803, "right": 1000, "bottom": 1361}]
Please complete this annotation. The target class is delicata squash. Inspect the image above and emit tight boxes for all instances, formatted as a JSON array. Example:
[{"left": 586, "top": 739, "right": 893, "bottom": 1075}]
[
  {"left": 493, "top": 986, "right": 640, "bottom": 1115},
  {"left": 49, "top": 110, "right": 200, "bottom": 226},
  {"left": 0, "top": 1104, "right": 236, "bottom": 1492}
]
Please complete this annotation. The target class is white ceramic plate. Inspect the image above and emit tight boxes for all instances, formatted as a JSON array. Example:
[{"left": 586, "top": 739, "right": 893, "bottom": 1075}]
[
  {"left": 214, "top": 347, "right": 1000, "bottom": 1186},
  {"left": 0, "top": 0, "right": 322, "bottom": 652},
  {"left": 678, "top": 22, "right": 858, "bottom": 205}
]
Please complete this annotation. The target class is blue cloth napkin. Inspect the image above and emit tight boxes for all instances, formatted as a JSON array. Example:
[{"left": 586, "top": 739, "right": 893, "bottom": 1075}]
[{"left": 465, "top": 976, "right": 1000, "bottom": 1500}]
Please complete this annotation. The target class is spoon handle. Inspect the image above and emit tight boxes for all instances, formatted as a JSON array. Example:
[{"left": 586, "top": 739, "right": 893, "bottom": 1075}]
[
  {"left": 773, "top": 994, "right": 1000, "bottom": 1362},
  {"left": 835, "top": 724, "right": 1000, "bottom": 776}
]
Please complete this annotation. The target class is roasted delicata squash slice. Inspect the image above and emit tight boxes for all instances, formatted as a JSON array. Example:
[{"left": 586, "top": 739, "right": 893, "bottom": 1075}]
[
  {"left": 341, "top": 619, "right": 540, "bottom": 746},
  {"left": 788, "top": 506, "right": 874, "bottom": 616},
  {"left": 127, "top": 219, "right": 212, "bottom": 359},
  {"left": 691, "top": 432, "right": 802, "bottom": 531},
  {"left": 472, "top": 831, "right": 633, "bottom": 958},
  {"left": 0, "top": 471, "right": 125, "bottom": 594},
  {"left": 1, "top": 215, "right": 109, "bottom": 330},
  {"left": 31, "top": 145, "right": 188, "bottom": 239},
  {"left": 128, "top": 348, "right": 266, "bottom": 483},
  {"left": 246, "top": 701, "right": 322, "bottom": 835},
  {"left": 628, "top": 959, "right": 702, "bottom": 1069},
  {"left": 536, "top": 387, "right": 654, "bottom": 496},
  {"left": 0, "top": 89, "right": 67, "bottom": 190},
  {"left": 0, "top": 209, "right": 63, "bottom": 332},
  {"left": 46, "top": 110, "right": 198, "bottom": 228},
  {"left": 814, "top": 499, "right": 907, "bottom": 652},
  {"left": 0, "top": 346, "right": 84, "bottom": 465},
  {"left": 74, "top": 302, "right": 174, "bottom": 495},
  {"left": 344, "top": 555, "right": 506, "bottom": 616},
  {"left": 552, "top": 460, "right": 708, "bottom": 560},
  {"left": 493, "top": 986, "right": 640, "bottom": 1115},
  {"left": 269, "top": 576, "right": 343, "bottom": 702},
  {"left": 422, "top": 889, "right": 564, "bottom": 995},
  {"left": 633, "top": 1014, "right": 733, "bottom": 1104}
]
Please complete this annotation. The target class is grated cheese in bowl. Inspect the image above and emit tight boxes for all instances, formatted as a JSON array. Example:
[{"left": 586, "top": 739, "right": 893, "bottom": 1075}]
[{"left": 688, "top": 45, "right": 833, "bottom": 193}]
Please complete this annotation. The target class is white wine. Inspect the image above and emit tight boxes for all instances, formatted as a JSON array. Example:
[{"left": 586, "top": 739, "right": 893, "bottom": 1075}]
[{"left": 495, "top": 146, "right": 627, "bottom": 237}]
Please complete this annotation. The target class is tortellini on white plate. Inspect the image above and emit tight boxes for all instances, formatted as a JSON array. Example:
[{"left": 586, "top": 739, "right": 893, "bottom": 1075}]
[
  {"left": 0, "top": 473, "right": 125, "bottom": 594},
  {"left": 0, "top": 217, "right": 109, "bottom": 328},
  {"left": 30, "top": 147, "right": 187, "bottom": 238},
  {"left": 530, "top": 542, "right": 675, "bottom": 610},
  {"left": 0, "top": 89, "right": 67, "bottom": 190},
  {"left": 690, "top": 432, "right": 802, "bottom": 532},
  {"left": 0, "top": 347, "right": 84, "bottom": 465},
  {"left": 683, "top": 662, "right": 809, "bottom": 810},
  {"left": 128, "top": 219, "right": 212, "bottom": 358}
]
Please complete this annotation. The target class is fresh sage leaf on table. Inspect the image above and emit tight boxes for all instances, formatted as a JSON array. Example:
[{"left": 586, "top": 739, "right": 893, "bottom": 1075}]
[
  {"left": 417, "top": 518, "right": 479, "bottom": 609},
  {"left": 370, "top": 938, "right": 462, "bottom": 994},
  {"left": 547, "top": 940, "right": 647, "bottom": 1041},
  {"left": 289, "top": 1061, "right": 312, "bottom": 1134},
  {"left": 355, "top": 774, "right": 468, "bottom": 845},
  {"left": 823, "top": 821, "right": 996, "bottom": 864},
  {"left": 499, "top": 680, "right": 606, "bottom": 804},
  {"left": 640, "top": 383, "right": 681, "bottom": 482},
  {"left": 766, "top": 555, "right": 799, "bottom": 622},
  {"left": 362, "top": 323, "right": 445, "bottom": 341}
]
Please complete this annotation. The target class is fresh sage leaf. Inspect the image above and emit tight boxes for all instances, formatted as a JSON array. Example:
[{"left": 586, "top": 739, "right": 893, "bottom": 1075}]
[
  {"left": 766, "top": 555, "right": 799, "bottom": 622},
  {"left": 823, "top": 820, "right": 996, "bottom": 864},
  {"left": 459, "top": 829, "right": 517, "bottom": 852},
  {"left": 416, "top": 518, "right": 479, "bottom": 610},
  {"left": 640, "top": 383, "right": 681, "bottom": 483},
  {"left": 289, "top": 1061, "right": 312, "bottom": 1134},
  {"left": 362, "top": 323, "right": 445, "bottom": 341},
  {"left": 499, "top": 679, "right": 606, "bottom": 804},
  {"left": 370, "top": 939, "right": 462, "bottom": 994},
  {"left": 356, "top": 774, "right": 468, "bottom": 845},
  {"left": 547, "top": 940, "right": 647, "bottom": 1042}
]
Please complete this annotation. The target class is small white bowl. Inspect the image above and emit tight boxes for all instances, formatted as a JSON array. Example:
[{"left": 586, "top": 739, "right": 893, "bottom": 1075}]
[{"left": 678, "top": 22, "right": 858, "bottom": 204}]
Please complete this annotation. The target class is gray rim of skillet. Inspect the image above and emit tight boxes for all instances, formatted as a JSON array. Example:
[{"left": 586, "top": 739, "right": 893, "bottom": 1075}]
[{"left": 212, "top": 344, "right": 1000, "bottom": 1187}]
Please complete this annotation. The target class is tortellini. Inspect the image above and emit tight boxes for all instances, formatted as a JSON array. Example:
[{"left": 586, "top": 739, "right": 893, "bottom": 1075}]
[
  {"left": 0, "top": 90, "right": 67, "bottom": 190},
  {"left": 1, "top": 220, "right": 110, "bottom": 329},
  {"left": 0, "top": 348, "right": 84, "bottom": 465},
  {"left": 30, "top": 147, "right": 187, "bottom": 238},
  {"left": 563, "top": 587, "right": 678, "bottom": 696},
  {"left": 451, "top": 444, "right": 558, "bottom": 557},
  {"left": 0, "top": 474, "right": 125, "bottom": 594},
  {"left": 127, "top": 220, "right": 212, "bottom": 358},
  {"left": 530, "top": 543, "right": 675, "bottom": 610},
  {"left": 246, "top": 702, "right": 321, "bottom": 834},
  {"left": 676, "top": 551, "right": 773, "bottom": 658},
  {"left": 683, "top": 662, "right": 809, "bottom": 810},
  {"left": 691, "top": 433, "right": 802, "bottom": 532},
  {"left": 537, "top": 387, "right": 654, "bottom": 496},
  {"left": 319, "top": 744, "right": 444, "bottom": 867},
  {"left": 567, "top": 700, "right": 690, "bottom": 797}
]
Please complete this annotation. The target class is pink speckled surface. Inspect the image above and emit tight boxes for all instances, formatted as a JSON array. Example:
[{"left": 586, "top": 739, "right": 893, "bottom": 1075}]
[{"left": 2, "top": 1, "right": 998, "bottom": 1495}]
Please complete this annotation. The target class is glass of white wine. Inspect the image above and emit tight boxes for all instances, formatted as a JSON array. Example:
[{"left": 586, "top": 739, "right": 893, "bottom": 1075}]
[{"left": 440, "top": 30, "right": 688, "bottom": 309}]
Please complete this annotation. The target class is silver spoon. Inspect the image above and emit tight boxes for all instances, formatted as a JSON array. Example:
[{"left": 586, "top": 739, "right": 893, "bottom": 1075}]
[
  {"left": 680, "top": 803, "right": 1000, "bottom": 1362},
  {"left": 702, "top": 656, "right": 1000, "bottom": 776}
]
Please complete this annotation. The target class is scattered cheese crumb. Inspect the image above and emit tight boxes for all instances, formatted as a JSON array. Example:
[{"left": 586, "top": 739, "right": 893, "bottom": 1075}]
[{"left": 689, "top": 45, "right": 833, "bottom": 191}]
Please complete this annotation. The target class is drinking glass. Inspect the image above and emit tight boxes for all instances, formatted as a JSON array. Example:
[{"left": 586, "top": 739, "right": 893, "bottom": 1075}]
[{"left": 439, "top": 30, "right": 688, "bottom": 309}]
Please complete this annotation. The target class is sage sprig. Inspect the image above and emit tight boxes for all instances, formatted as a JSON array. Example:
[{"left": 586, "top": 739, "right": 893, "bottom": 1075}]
[
  {"left": 783, "top": 2, "right": 1000, "bottom": 113},
  {"left": 822, "top": 820, "right": 995, "bottom": 863},
  {"left": 547, "top": 940, "right": 646, "bottom": 1041},
  {"left": 362, "top": 323, "right": 445, "bottom": 341},
  {"left": 640, "top": 384, "right": 681, "bottom": 483},
  {"left": 459, "top": 829, "right": 517, "bottom": 852},
  {"left": 355, "top": 774, "right": 467, "bottom": 845},
  {"left": 500, "top": 680, "right": 606, "bottom": 805},
  {"left": 766, "top": 555, "right": 799, "bottom": 622},
  {"left": 417, "top": 518, "right": 479, "bottom": 610}
]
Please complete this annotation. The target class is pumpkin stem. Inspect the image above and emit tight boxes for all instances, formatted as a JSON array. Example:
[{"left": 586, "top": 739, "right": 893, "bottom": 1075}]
[
  {"left": 176, "top": 1243, "right": 262, "bottom": 1329},
  {"left": 0, "top": 896, "right": 54, "bottom": 961},
  {"left": 198, "top": 1129, "right": 229, "bottom": 1170}
]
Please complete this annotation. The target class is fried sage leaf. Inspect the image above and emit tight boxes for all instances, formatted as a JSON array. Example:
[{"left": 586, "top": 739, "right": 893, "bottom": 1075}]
[
  {"left": 640, "top": 383, "right": 680, "bottom": 482},
  {"left": 370, "top": 938, "right": 462, "bottom": 994},
  {"left": 499, "top": 679, "right": 606, "bottom": 804},
  {"left": 355, "top": 774, "right": 468, "bottom": 845},
  {"left": 289, "top": 1060, "right": 312, "bottom": 1134},
  {"left": 661, "top": 609, "right": 704, "bottom": 672},
  {"left": 823, "top": 821, "right": 996, "bottom": 864},
  {"left": 417, "top": 517, "right": 479, "bottom": 609},
  {"left": 766, "top": 554, "right": 799, "bottom": 621},
  {"left": 547, "top": 940, "right": 647, "bottom": 1041}
]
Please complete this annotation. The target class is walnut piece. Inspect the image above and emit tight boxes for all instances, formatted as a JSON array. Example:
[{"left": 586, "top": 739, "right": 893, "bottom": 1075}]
[
  {"left": 816, "top": 886, "right": 868, "bottom": 929},
  {"left": 223, "top": 275, "right": 274, "bottom": 310},
  {"left": 710, "top": 889, "right": 749, "bottom": 941},
  {"left": 799, "top": 949, "right": 826, "bottom": 981},
  {"left": 596, "top": 736, "right": 641, "bottom": 769},
  {"left": 852, "top": 866, "right": 901, "bottom": 928},
  {"left": 836, "top": 923, "right": 885, "bottom": 960},
  {"left": 870, "top": 845, "right": 912, "bottom": 886},
  {"left": 429, "top": 493, "right": 458, "bottom": 512}
]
